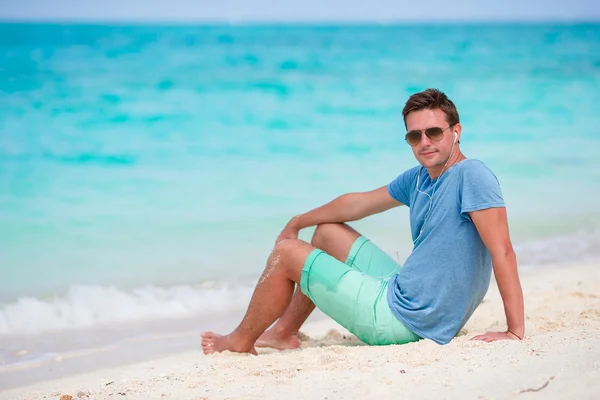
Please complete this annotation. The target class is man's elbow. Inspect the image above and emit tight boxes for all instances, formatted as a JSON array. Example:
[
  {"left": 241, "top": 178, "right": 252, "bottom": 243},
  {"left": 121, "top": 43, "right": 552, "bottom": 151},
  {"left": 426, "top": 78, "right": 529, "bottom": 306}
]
[{"left": 491, "top": 244, "right": 517, "bottom": 268}]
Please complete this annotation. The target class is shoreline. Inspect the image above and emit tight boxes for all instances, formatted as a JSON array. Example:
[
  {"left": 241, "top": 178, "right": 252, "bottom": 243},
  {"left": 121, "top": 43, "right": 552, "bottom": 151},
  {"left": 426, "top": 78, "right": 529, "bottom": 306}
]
[{"left": 1, "top": 261, "right": 599, "bottom": 399}]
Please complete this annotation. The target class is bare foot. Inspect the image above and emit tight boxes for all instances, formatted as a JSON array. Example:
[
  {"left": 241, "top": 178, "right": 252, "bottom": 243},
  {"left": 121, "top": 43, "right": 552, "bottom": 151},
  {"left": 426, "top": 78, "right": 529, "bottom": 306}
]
[
  {"left": 201, "top": 332, "right": 257, "bottom": 355},
  {"left": 255, "top": 329, "right": 300, "bottom": 350}
]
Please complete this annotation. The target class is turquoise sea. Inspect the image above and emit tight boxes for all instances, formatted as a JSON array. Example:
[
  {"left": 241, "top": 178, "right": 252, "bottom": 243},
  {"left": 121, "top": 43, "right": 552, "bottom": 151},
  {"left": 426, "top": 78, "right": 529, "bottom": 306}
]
[{"left": 1, "top": 22, "right": 600, "bottom": 385}]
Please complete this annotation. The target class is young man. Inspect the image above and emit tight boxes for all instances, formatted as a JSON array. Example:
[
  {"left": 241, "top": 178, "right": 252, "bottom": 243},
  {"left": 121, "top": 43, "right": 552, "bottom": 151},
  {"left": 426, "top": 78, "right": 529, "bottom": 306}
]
[{"left": 202, "top": 88, "right": 525, "bottom": 354}]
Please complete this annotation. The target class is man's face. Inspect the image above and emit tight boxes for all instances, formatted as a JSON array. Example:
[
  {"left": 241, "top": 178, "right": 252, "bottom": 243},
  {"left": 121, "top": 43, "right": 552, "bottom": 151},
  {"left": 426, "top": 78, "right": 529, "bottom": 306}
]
[{"left": 405, "top": 108, "right": 459, "bottom": 169}]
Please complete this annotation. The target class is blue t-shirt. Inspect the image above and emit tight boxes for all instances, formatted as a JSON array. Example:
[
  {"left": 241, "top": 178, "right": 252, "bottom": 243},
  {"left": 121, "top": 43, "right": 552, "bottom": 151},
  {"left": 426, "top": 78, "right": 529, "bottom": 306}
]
[{"left": 386, "top": 159, "right": 505, "bottom": 345}]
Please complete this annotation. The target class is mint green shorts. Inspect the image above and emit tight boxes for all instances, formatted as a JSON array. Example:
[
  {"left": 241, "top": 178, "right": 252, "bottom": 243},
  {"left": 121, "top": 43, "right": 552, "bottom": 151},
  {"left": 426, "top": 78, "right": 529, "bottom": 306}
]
[{"left": 300, "top": 236, "right": 422, "bottom": 346}]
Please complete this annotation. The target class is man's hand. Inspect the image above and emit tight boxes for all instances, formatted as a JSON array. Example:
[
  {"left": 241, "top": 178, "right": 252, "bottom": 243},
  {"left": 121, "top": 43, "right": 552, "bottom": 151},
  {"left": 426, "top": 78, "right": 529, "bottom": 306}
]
[
  {"left": 471, "top": 331, "right": 522, "bottom": 342},
  {"left": 275, "top": 217, "right": 301, "bottom": 244}
]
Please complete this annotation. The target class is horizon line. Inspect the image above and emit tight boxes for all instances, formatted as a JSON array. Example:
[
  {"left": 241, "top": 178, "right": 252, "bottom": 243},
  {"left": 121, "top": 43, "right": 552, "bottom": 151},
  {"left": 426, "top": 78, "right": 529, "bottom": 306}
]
[{"left": 1, "top": 16, "right": 599, "bottom": 26}]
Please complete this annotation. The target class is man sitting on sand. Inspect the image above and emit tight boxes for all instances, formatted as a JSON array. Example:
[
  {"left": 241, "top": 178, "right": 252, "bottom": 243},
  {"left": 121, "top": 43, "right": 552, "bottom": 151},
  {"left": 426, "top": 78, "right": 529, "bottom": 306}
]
[{"left": 202, "top": 88, "right": 525, "bottom": 354}]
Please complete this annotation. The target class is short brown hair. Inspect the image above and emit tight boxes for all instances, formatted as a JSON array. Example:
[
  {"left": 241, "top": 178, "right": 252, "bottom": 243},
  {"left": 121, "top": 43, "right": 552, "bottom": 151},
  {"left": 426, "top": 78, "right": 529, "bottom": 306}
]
[{"left": 402, "top": 88, "right": 460, "bottom": 128}]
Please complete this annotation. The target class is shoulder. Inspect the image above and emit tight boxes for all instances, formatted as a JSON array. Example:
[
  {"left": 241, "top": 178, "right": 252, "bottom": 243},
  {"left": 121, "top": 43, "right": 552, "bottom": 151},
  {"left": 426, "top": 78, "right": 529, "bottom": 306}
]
[
  {"left": 457, "top": 159, "right": 505, "bottom": 212},
  {"left": 458, "top": 159, "right": 501, "bottom": 183},
  {"left": 405, "top": 165, "right": 423, "bottom": 178},
  {"left": 459, "top": 159, "right": 493, "bottom": 172},
  {"left": 387, "top": 165, "right": 424, "bottom": 205},
  {"left": 390, "top": 165, "right": 423, "bottom": 183}
]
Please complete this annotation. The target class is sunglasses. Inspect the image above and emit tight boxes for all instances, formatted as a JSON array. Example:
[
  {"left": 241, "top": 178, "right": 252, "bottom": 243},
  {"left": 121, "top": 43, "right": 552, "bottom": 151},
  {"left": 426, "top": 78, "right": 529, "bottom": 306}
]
[{"left": 405, "top": 125, "right": 454, "bottom": 146}]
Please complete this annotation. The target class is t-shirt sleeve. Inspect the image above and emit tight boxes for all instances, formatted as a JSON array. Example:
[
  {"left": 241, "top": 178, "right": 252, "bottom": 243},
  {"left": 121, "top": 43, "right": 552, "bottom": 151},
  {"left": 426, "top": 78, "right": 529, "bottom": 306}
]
[
  {"left": 460, "top": 160, "right": 505, "bottom": 217},
  {"left": 386, "top": 166, "right": 419, "bottom": 206}
]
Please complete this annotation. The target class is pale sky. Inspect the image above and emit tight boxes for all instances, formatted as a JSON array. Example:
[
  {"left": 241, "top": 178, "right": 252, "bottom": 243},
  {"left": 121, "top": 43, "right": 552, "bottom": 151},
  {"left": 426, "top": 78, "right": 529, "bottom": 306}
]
[{"left": 0, "top": 0, "right": 599, "bottom": 22}]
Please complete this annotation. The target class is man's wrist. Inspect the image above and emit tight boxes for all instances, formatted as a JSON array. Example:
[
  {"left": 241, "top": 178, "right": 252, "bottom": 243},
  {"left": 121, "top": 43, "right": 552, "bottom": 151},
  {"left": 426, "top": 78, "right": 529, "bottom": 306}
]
[{"left": 287, "top": 215, "right": 302, "bottom": 230}]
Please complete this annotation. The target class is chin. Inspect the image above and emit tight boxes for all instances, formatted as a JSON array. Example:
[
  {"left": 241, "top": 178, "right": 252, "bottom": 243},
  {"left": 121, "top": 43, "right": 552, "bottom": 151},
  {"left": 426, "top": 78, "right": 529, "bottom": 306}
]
[{"left": 418, "top": 157, "right": 441, "bottom": 168}]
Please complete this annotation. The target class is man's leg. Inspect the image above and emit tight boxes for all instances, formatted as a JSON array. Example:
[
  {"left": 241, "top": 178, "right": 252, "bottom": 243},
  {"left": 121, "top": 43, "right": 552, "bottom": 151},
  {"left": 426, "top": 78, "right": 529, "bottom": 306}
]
[
  {"left": 201, "top": 239, "right": 315, "bottom": 355},
  {"left": 256, "top": 223, "right": 361, "bottom": 350}
]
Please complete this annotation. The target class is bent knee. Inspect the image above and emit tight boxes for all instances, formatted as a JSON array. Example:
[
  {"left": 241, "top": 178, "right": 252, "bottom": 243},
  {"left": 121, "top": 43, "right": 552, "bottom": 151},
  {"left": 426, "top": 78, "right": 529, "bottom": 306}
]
[
  {"left": 312, "top": 223, "right": 346, "bottom": 246},
  {"left": 314, "top": 223, "right": 345, "bottom": 235},
  {"left": 273, "top": 238, "right": 305, "bottom": 254},
  {"left": 272, "top": 239, "right": 317, "bottom": 274}
]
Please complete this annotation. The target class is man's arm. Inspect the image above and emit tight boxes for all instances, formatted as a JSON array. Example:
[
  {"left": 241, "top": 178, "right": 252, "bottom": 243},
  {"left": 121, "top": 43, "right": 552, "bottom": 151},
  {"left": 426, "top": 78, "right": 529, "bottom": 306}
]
[
  {"left": 469, "top": 207, "right": 525, "bottom": 342},
  {"left": 277, "top": 186, "right": 402, "bottom": 242}
]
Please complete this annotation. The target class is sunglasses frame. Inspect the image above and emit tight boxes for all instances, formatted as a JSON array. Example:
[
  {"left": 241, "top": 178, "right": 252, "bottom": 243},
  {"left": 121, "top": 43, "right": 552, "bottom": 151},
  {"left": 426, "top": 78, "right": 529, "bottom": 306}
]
[{"left": 405, "top": 124, "right": 455, "bottom": 147}]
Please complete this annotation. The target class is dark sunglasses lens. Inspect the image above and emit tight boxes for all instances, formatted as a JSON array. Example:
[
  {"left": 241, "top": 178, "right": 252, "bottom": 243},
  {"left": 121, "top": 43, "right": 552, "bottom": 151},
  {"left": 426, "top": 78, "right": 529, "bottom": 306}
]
[
  {"left": 406, "top": 131, "right": 421, "bottom": 146},
  {"left": 425, "top": 127, "right": 444, "bottom": 141}
]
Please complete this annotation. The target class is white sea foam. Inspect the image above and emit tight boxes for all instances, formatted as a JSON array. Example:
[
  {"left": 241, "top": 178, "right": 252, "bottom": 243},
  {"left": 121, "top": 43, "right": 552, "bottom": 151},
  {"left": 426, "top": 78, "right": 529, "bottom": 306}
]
[
  {"left": 2, "top": 228, "right": 600, "bottom": 336},
  {"left": 514, "top": 228, "right": 600, "bottom": 268},
  {"left": 0, "top": 283, "right": 254, "bottom": 335}
]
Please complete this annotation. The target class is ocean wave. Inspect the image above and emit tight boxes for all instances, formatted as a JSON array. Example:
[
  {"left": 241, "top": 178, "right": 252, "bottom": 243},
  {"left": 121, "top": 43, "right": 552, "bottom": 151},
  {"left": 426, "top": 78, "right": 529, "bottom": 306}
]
[
  {"left": 514, "top": 228, "right": 600, "bottom": 267},
  {"left": 0, "top": 283, "right": 254, "bottom": 335}
]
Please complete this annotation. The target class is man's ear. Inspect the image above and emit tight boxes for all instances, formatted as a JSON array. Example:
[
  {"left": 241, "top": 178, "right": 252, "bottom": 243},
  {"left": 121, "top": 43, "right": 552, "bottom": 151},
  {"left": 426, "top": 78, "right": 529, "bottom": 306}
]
[{"left": 454, "top": 123, "right": 462, "bottom": 144}]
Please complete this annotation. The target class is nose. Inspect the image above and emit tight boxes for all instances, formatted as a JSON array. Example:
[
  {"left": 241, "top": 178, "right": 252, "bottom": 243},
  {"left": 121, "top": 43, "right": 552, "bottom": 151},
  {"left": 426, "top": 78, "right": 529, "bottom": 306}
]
[{"left": 419, "top": 131, "right": 432, "bottom": 147}]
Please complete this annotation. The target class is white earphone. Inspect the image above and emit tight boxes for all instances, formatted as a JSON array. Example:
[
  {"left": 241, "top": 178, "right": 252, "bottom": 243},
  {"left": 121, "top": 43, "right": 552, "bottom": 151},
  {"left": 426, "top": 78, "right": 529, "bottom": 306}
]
[{"left": 453, "top": 132, "right": 457, "bottom": 144}]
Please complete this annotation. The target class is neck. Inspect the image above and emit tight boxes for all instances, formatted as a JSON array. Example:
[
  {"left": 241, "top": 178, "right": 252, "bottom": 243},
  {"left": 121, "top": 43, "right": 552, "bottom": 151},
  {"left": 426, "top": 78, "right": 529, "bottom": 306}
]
[{"left": 427, "top": 149, "right": 466, "bottom": 179}]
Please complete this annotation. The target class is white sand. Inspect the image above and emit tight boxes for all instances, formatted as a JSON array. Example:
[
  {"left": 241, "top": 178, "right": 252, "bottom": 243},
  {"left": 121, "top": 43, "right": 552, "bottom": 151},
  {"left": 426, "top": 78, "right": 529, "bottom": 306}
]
[{"left": 2, "top": 262, "right": 599, "bottom": 400}]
